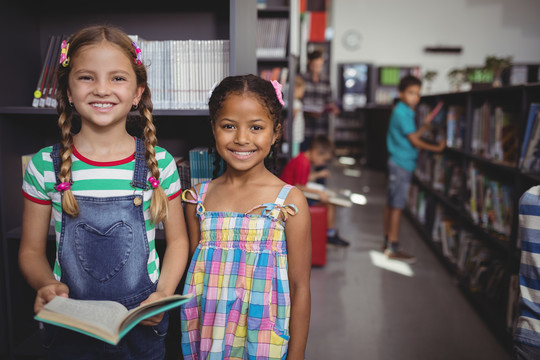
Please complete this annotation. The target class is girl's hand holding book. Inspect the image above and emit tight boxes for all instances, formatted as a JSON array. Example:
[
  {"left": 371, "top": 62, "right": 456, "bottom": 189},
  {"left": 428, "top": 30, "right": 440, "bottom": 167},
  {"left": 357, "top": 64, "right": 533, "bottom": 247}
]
[
  {"left": 35, "top": 282, "right": 69, "bottom": 314},
  {"left": 139, "top": 291, "right": 169, "bottom": 326}
]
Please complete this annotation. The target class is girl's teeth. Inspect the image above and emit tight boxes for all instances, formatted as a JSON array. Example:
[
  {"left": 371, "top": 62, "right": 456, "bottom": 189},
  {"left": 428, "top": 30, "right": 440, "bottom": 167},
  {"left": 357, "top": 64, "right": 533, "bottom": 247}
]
[
  {"left": 93, "top": 103, "right": 112, "bottom": 108},
  {"left": 234, "top": 151, "right": 253, "bottom": 155}
]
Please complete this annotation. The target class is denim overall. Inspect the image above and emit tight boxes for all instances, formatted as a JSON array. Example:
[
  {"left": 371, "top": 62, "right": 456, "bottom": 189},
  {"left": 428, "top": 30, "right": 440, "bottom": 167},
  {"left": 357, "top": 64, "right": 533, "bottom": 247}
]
[{"left": 42, "top": 137, "right": 168, "bottom": 360}]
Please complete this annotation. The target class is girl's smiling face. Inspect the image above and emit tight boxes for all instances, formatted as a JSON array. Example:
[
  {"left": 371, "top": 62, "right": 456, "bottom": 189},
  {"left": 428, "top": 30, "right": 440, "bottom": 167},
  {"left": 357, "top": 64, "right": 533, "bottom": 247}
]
[
  {"left": 213, "top": 93, "right": 280, "bottom": 173},
  {"left": 67, "top": 41, "right": 143, "bottom": 131}
]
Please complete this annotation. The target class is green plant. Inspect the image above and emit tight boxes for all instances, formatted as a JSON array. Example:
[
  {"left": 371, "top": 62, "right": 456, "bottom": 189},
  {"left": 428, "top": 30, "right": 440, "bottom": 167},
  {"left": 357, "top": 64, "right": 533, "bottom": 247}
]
[
  {"left": 423, "top": 70, "right": 438, "bottom": 82},
  {"left": 484, "top": 55, "right": 513, "bottom": 72},
  {"left": 447, "top": 68, "right": 467, "bottom": 90},
  {"left": 483, "top": 55, "right": 512, "bottom": 87}
]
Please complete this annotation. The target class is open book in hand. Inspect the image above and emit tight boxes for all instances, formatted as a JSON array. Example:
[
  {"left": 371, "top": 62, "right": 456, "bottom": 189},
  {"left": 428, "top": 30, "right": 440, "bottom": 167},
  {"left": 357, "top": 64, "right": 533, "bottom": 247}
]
[
  {"left": 35, "top": 293, "right": 193, "bottom": 345},
  {"left": 304, "top": 182, "right": 353, "bottom": 207}
]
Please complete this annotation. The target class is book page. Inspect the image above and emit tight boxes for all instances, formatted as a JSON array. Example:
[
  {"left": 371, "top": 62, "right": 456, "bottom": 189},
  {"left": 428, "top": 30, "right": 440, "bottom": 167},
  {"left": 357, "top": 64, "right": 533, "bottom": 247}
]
[{"left": 40, "top": 296, "right": 128, "bottom": 335}]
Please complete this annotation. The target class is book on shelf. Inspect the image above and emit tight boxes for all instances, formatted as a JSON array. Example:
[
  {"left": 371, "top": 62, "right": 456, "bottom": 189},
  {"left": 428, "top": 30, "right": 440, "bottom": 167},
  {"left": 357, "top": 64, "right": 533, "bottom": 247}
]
[
  {"left": 407, "top": 184, "right": 429, "bottom": 224},
  {"left": 520, "top": 103, "right": 540, "bottom": 173},
  {"left": 256, "top": 17, "right": 289, "bottom": 59},
  {"left": 431, "top": 204, "right": 459, "bottom": 262},
  {"left": 471, "top": 102, "right": 518, "bottom": 163},
  {"left": 35, "top": 294, "right": 193, "bottom": 345},
  {"left": 465, "top": 163, "right": 513, "bottom": 237},
  {"left": 303, "top": 182, "right": 353, "bottom": 207},
  {"left": 445, "top": 105, "right": 466, "bottom": 149}
]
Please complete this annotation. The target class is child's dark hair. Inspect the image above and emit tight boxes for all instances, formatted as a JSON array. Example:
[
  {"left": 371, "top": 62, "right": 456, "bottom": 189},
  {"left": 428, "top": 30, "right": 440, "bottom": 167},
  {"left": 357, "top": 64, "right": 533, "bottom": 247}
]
[
  {"left": 309, "top": 134, "right": 333, "bottom": 154},
  {"left": 398, "top": 75, "right": 422, "bottom": 92},
  {"left": 307, "top": 49, "right": 324, "bottom": 62},
  {"left": 208, "top": 74, "right": 283, "bottom": 177},
  {"left": 55, "top": 24, "right": 168, "bottom": 224}
]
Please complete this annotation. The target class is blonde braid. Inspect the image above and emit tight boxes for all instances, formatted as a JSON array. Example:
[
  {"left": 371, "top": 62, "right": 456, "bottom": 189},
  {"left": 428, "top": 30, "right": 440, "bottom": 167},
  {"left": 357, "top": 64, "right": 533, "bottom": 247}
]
[
  {"left": 57, "top": 111, "right": 79, "bottom": 216},
  {"left": 142, "top": 107, "right": 168, "bottom": 224}
]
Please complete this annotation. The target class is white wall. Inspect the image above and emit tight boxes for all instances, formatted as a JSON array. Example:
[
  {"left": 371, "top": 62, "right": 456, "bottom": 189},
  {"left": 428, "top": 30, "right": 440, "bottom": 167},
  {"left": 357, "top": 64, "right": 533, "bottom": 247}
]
[{"left": 329, "top": 0, "right": 540, "bottom": 95}]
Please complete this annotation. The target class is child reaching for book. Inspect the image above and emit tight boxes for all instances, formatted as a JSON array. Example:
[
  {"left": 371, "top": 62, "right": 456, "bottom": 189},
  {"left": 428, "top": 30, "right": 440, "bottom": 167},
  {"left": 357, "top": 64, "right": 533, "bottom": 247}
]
[
  {"left": 180, "top": 75, "right": 311, "bottom": 360},
  {"left": 18, "top": 25, "right": 190, "bottom": 359},
  {"left": 383, "top": 75, "right": 445, "bottom": 263}
]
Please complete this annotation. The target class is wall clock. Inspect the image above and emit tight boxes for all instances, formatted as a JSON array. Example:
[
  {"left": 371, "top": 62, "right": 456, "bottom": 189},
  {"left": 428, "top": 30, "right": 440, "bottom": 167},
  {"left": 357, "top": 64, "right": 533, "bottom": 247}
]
[{"left": 342, "top": 30, "right": 362, "bottom": 51}]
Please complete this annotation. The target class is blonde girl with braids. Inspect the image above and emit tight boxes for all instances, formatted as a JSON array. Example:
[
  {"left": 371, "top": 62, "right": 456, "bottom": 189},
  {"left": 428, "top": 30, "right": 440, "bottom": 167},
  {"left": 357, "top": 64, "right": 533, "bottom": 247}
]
[{"left": 19, "top": 25, "right": 189, "bottom": 359}]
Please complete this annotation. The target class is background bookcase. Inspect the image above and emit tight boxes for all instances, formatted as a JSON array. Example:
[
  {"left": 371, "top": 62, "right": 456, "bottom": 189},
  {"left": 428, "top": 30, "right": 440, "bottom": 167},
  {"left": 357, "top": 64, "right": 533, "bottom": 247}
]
[
  {"left": 404, "top": 83, "right": 540, "bottom": 353},
  {"left": 257, "top": 0, "right": 297, "bottom": 165},
  {"left": 0, "top": 1, "right": 261, "bottom": 359}
]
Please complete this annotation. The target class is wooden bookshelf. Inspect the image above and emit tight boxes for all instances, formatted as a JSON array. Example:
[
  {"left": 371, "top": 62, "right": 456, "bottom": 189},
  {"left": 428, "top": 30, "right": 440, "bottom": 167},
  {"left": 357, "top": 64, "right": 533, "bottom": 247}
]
[
  {"left": 0, "top": 2, "right": 257, "bottom": 359},
  {"left": 405, "top": 83, "right": 540, "bottom": 354}
]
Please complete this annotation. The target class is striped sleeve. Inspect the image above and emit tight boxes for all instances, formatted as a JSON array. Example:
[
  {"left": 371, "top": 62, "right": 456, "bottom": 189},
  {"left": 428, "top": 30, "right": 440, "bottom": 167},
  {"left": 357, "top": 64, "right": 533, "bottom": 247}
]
[
  {"left": 157, "top": 147, "right": 181, "bottom": 200},
  {"left": 22, "top": 147, "right": 54, "bottom": 204}
]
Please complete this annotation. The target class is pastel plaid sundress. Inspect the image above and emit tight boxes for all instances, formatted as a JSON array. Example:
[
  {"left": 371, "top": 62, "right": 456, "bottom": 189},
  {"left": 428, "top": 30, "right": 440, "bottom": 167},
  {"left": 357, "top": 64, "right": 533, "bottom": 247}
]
[{"left": 180, "top": 182, "right": 298, "bottom": 360}]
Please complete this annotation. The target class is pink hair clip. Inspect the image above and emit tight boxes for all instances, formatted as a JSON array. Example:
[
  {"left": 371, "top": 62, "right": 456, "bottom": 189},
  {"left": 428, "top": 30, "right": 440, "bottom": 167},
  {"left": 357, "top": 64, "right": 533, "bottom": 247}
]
[
  {"left": 270, "top": 80, "right": 284, "bottom": 106},
  {"left": 56, "top": 182, "right": 71, "bottom": 192},
  {"left": 148, "top": 176, "right": 160, "bottom": 188},
  {"left": 132, "top": 41, "right": 142, "bottom": 65},
  {"left": 59, "top": 40, "right": 70, "bottom": 67}
]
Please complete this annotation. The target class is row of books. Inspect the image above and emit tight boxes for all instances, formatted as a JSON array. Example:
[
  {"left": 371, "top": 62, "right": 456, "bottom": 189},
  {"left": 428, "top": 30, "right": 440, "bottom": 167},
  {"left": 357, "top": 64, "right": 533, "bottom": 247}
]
[
  {"left": 32, "top": 35, "right": 230, "bottom": 110},
  {"left": 188, "top": 147, "right": 227, "bottom": 187},
  {"left": 471, "top": 103, "right": 518, "bottom": 164},
  {"left": 457, "top": 232, "right": 507, "bottom": 304},
  {"left": 32, "top": 35, "right": 68, "bottom": 108},
  {"left": 407, "top": 190, "right": 508, "bottom": 307},
  {"left": 130, "top": 36, "right": 229, "bottom": 110},
  {"left": 256, "top": 18, "right": 289, "bottom": 59},
  {"left": 417, "top": 103, "right": 468, "bottom": 151},
  {"left": 430, "top": 154, "right": 462, "bottom": 201},
  {"left": 465, "top": 163, "right": 513, "bottom": 238},
  {"left": 519, "top": 102, "right": 540, "bottom": 173}
]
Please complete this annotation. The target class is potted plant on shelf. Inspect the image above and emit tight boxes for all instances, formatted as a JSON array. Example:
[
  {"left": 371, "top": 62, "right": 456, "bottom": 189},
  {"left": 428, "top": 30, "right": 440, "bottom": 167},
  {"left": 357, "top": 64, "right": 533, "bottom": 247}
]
[
  {"left": 484, "top": 55, "right": 513, "bottom": 87},
  {"left": 422, "top": 70, "right": 438, "bottom": 93},
  {"left": 447, "top": 68, "right": 467, "bottom": 92}
]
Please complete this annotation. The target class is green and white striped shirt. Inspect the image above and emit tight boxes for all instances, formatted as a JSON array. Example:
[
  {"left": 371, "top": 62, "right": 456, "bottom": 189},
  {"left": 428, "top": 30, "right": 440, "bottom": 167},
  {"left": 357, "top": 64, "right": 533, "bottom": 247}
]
[{"left": 22, "top": 143, "right": 181, "bottom": 283}]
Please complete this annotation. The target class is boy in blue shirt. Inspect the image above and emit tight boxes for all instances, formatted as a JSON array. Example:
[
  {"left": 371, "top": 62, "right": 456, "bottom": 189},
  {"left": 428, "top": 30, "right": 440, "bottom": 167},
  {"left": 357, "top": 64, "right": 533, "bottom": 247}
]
[{"left": 383, "top": 75, "right": 445, "bottom": 263}]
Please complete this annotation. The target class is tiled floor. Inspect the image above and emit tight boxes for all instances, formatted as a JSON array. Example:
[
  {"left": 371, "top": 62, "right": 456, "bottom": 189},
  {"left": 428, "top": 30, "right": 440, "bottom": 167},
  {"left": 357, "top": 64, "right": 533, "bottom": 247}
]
[{"left": 305, "top": 162, "right": 510, "bottom": 360}]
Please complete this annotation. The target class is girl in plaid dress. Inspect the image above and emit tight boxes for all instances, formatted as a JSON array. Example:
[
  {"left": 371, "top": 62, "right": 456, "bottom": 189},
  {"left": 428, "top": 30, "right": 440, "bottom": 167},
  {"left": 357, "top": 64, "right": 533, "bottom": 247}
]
[{"left": 181, "top": 75, "right": 311, "bottom": 360}]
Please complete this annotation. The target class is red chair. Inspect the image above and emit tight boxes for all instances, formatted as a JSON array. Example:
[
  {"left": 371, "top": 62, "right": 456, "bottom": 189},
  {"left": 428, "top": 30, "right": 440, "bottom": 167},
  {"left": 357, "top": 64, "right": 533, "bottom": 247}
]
[{"left": 309, "top": 205, "right": 327, "bottom": 266}]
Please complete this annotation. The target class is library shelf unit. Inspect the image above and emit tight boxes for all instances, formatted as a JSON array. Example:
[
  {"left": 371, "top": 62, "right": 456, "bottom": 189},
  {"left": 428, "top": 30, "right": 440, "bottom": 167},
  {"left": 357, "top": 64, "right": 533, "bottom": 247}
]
[
  {"left": 256, "top": 0, "right": 297, "bottom": 165},
  {"left": 404, "top": 83, "right": 540, "bottom": 354},
  {"left": 0, "top": 1, "right": 258, "bottom": 359}
]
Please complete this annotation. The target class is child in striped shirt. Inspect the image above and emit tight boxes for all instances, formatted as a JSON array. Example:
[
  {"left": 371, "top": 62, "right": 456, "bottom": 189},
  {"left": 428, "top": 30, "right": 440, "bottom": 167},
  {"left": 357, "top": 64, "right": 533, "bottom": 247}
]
[
  {"left": 19, "top": 25, "right": 189, "bottom": 359},
  {"left": 513, "top": 185, "right": 540, "bottom": 359},
  {"left": 180, "top": 75, "right": 312, "bottom": 359}
]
